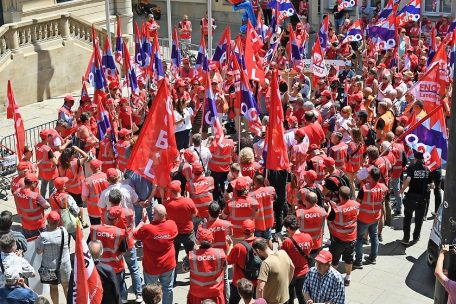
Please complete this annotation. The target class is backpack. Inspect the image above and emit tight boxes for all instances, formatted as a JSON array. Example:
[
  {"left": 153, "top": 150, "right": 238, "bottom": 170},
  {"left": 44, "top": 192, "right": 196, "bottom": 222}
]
[
  {"left": 329, "top": 172, "right": 350, "bottom": 189},
  {"left": 364, "top": 124, "right": 377, "bottom": 147},
  {"left": 241, "top": 241, "right": 263, "bottom": 281}
]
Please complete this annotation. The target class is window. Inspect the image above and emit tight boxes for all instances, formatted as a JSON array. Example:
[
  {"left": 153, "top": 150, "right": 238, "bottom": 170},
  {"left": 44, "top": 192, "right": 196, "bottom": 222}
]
[
  {"left": 56, "top": 0, "right": 75, "bottom": 3},
  {"left": 424, "top": 0, "right": 452, "bottom": 14}
]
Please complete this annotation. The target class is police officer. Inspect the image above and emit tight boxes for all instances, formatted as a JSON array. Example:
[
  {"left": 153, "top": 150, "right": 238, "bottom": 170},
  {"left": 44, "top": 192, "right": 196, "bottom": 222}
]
[{"left": 400, "top": 151, "right": 433, "bottom": 246}]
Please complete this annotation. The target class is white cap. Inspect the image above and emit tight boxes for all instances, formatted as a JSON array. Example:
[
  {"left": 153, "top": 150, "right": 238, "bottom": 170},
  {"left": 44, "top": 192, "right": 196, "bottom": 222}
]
[{"left": 357, "top": 167, "right": 369, "bottom": 181}]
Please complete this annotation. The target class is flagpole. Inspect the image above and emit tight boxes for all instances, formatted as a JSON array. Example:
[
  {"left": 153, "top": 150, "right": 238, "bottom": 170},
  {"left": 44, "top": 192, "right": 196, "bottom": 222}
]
[
  {"left": 167, "top": 0, "right": 172, "bottom": 59},
  {"left": 208, "top": 0, "right": 213, "bottom": 58},
  {"left": 105, "top": 0, "right": 112, "bottom": 45}
]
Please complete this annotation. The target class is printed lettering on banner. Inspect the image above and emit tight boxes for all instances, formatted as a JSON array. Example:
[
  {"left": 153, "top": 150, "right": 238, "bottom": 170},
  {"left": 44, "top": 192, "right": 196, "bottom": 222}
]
[
  {"left": 417, "top": 82, "right": 441, "bottom": 102},
  {"left": 302, "top": 60, "right": 345, "bottom": 73}
]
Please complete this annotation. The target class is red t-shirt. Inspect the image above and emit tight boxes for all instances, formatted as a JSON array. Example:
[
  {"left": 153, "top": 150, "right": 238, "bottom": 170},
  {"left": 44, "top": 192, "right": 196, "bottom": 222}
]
[
  {"left": 281, "top": 233, "right": 313, "bottom": 278},
  {"left": 227, "top": 236, "right": 257, "bottom": 285},
  {"left": 165, "top": 197, "right": 198, "bottom": 234},
  {"left": 133, "top": 219, "right": 178, "bottom": 275},
  {"left": 302, "top": 123, "right": 326, "bottom": 147}
]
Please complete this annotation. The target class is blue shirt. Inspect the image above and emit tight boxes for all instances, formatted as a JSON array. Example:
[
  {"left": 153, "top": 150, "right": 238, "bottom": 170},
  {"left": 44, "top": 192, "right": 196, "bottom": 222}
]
[
  {"left": 125, "top": 171, "right": 154, "bottom": 201},
  {"left": 0, "top": 285, "right": 37, "bottom": 303},
  {"left": 303, "top": 267, "right": 345, "bottom": 304}
]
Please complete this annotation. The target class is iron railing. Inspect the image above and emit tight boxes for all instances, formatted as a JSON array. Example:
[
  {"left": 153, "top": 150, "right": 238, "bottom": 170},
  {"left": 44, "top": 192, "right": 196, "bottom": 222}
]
[{"left": 0, "top": 120, "right": 57, "bottom": 163}]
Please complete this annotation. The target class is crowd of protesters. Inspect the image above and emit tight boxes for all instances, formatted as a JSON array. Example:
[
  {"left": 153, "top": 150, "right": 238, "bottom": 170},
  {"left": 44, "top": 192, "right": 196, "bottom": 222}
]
[{"left": 0, "top": 1, "right": 455, "bottom": 304}]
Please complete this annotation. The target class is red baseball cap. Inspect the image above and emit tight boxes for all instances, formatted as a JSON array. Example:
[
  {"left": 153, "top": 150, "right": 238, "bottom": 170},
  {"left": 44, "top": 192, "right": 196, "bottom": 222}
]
[
  {"left": 46, "top": 211, "right": 61, "bottom": 223},
  {"left": 192, "top": 163, "right": 204, "bottom": 174},
  {"left": 294, "top": 128, "right": 306, "bottom": 139},
  {"left": 64, "top": 95, "right": 75, "bottom": 102},
  {"left": 287, "top": 116, "right": 298, "bottom": 125},
  {"left": 25, "top": 173, "right": 38, "bottom": 183},
  {"left": 323, "top": 157, "right": 335, "bottom": 167},
  {"left": 118, "top": 128, "right": 132, "bottom": 137},
  {"left": 107, "top": 206, "right": 123, "bottom": 221},
  {"left": 167, "top": 180, "right": 181, "bottom": 192},
  {"left": 394, "top": 73, "right": 403, "bottom": 78},
  {"left": 106, "top": 168, "right": 119, "bottom": 179},
  {"left": 120, "top": 97, "right": 129, "bottom": 104},
  {"left": 39, "top": 129, "right": 49, "bottom": 139},
  {"left": 183, "top": 149, "right": 197, "bottom": 163},
  {"left": 242, "top": 219, "right": 255, "bottom": 234},
  {"left": 108, "top": 82, "right": 119, "bottom": 90},
  {"left": 315, "top": 250, "right": 332, "bottom": 264},
  {"left": 308, "top": 144, "right": 319, "bottom": 151},
  {"left": 234, "top": 177, "right": 250, "bottom": 191},
  {"left": 321, "top": 90, "right": 332, "bottom": 98},
  {"left": 16, "top": 162, "right": 29, "bottom": 171},
  {"left": 304, "top": 170, "right": 317, "bottom": 182},
  {"left": 54, "top": 177, "right": 69, "bottom": 190},
  {"left": 197, "top": 228, "right": 214, "bottom": 243},
  {"left": 89, "top": 159, "right": 103, "bottom": 169}
]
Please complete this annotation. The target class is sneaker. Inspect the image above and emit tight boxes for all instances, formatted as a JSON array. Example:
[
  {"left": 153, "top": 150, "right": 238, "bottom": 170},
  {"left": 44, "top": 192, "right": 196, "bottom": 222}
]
[
  {"left": 393, "top": 210, "right": 402, "bottom": 216},
  {"left": 400, "top": 238, "right": 410, "bottom": 245},
  {"left": 135, "top": 241, "right": 143, "bottom": 248},
  {"left": 410, "top": 238, "right": 420, "bottom": 245},
  {"left": 364, "top": 257, "right": 376, "bottom": 265},
  {"left": 352, "top": 261, "right": 363, "bottom": 269},
  {"left": 121, "top": 300, "right": 128, "bottom": 304},
  {"left": 344, "top": 278, "right": 351, "bottom": 286},
  {"left": 136, "top": 295, "right": 143, "bottom": 303},
  {"left": 378, "top": 234, "right": 383, "bottom": 242}
]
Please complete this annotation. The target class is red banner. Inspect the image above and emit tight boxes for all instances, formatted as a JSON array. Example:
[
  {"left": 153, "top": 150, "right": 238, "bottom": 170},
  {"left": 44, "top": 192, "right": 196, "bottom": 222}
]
[
  {"left": 6, "top": 81, "right": 25, "bottom": 161},
  {"left": 266, "top": 70, "right": 289, "bottom": 170},
  {"left": 127, "top": 79, "right": 178, "bottom": 187}
]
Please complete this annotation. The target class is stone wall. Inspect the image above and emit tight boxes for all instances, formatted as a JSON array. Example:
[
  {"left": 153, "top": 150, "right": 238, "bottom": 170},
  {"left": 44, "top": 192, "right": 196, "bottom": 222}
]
[{"left": 0, "top": 37, "right": 92, "bottom": 110}]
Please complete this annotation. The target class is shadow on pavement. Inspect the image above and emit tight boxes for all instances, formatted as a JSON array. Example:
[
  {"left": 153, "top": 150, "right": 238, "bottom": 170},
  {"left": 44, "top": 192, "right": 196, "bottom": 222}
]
[
  {"left": 378, "top": 241, "right": 407, "bottom": 256},
  {"left": 405, "top": 251, "right": 435, "bottom": 299}
]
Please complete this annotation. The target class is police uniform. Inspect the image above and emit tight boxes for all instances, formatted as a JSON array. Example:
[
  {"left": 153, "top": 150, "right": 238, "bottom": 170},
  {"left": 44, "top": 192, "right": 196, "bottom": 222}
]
[{"left": 402, "top": 156, "right": 432, "bottom": 243}]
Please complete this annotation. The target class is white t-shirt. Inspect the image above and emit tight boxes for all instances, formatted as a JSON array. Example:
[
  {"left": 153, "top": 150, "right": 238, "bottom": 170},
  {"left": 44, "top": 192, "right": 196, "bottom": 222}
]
[
  {"left": 190, "top": 145, "right": 212, "bottom": 170},
  {"left": 98, "top": 183, "right": 139, "bottom": 211},
  {"left": 174, "top": 108, "right": 194, "bottom": 133}
]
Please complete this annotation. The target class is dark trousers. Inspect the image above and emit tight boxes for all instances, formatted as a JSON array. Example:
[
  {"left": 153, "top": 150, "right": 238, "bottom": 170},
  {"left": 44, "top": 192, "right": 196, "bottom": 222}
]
[
  {"left": 175, "top": 129, "right": 191, "bottom": 150},
  {"left": 268, "top": 169, "right": 288, "bottom": 233},
  {"left": 288, "top": 276, "right": 306, "bottom": 304},
  {"left": 403, "top": 194, "right": 427, "bottom": 241},
  {"left": 174, "top": 232, "right": 195, "bottom": 282},
  {"left": 89, "top": 216, "right": 101, "bottom": 226},
  {"left": 428, "top": 168, "right": 443, "bottom": 213},
  {"left": 263, "top": 8, "right": 272, "bottom": 25},
  {"left": 211, "top": 171, "right": 228, "bottom": 203}
]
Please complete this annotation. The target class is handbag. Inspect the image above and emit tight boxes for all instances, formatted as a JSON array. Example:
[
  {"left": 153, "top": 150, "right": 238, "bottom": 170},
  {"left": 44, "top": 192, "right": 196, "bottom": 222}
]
[
  {"left": 56, "top": 195, "right": 78, "bottom": 235},
  {"left": 38, "top": 228, "right": 64, "bottom": 285}
]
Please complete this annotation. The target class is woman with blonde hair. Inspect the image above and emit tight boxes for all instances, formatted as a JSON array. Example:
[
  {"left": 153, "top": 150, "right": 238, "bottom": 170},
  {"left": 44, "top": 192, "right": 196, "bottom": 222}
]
[{"left": 239, "top": 147, "right": 261, "bottom": 179}]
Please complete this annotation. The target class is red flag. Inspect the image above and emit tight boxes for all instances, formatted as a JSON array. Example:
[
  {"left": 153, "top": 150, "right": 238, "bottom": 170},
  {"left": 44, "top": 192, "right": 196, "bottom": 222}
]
[
  {"left": 245, "top": 22, "right": 265, "bottom": 85},
  {"left": 246, "top": 20, "right": 264, "bottom": 52},
  {"left": 6, "top": 81, "right": 25, "bottom": 161},
  {"left": 266, "top": 70, "right": 289, "bottom": 170},
  {"left": 126, "top": 79, "right": 178, "bottom": 187},
  {"left": 311, "top": 35, "right": 327, "bottom": 87},
  {"left": 407, "top": 61, "right": 447, "bottom": 115},
  {"left": 69, "top": 225, "right": 103, "bottom": 304}
]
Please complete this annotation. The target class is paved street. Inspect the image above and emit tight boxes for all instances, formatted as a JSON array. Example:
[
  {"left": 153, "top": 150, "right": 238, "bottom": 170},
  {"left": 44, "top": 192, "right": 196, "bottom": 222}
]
[{"left": 0, "top": 97, "right": 437, "bottom": 303}]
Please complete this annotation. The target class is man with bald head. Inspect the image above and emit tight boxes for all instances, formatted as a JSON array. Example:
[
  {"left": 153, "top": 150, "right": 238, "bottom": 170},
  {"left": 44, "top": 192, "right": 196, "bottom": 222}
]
[{"left": 133, "top": 204, "right": 178, "bottom": 304}]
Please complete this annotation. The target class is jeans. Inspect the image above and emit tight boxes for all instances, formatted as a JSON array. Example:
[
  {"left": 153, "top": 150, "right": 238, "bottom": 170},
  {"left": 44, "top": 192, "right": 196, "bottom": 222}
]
[
  {"left": 39, "top": 178, "right": 54, "bottom": 199},
  {"left": 88, "top": 216, "right": 101, "bottom": 226},
  {"left": 335, "top": 17, "right": 344, "bottom": 35},
  {"left": 229, "top": 282, "right": 241, "bottom": 304},
  {"left": 390, "top": 178, "right": 402, "bottom": 212},
  {"left": 192, "top": 217, "right": 205, "bottom": 234},
  {"left": 22, "top": 226, "right": 45, "bottom": 239},
  {"left": 355, "top": 220, "right": 379, "bottom": 262},
  {"left": 133, "top": 203, "right": 153, "bottom": 226},
  {"left": 144, "top": 269, "right": 175, "bottom": 304},
  {"left": 254, "top": 228, "right": 272, "bottom": 240},
  {"left": 288, "top": 276, "right": 306, "bottom": 304},
  {"left": 116, "top": 270, "right": 127, "bottom": 302},
  {"left": 124, "top": 247, "right": 142, "bottom": 296}
]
